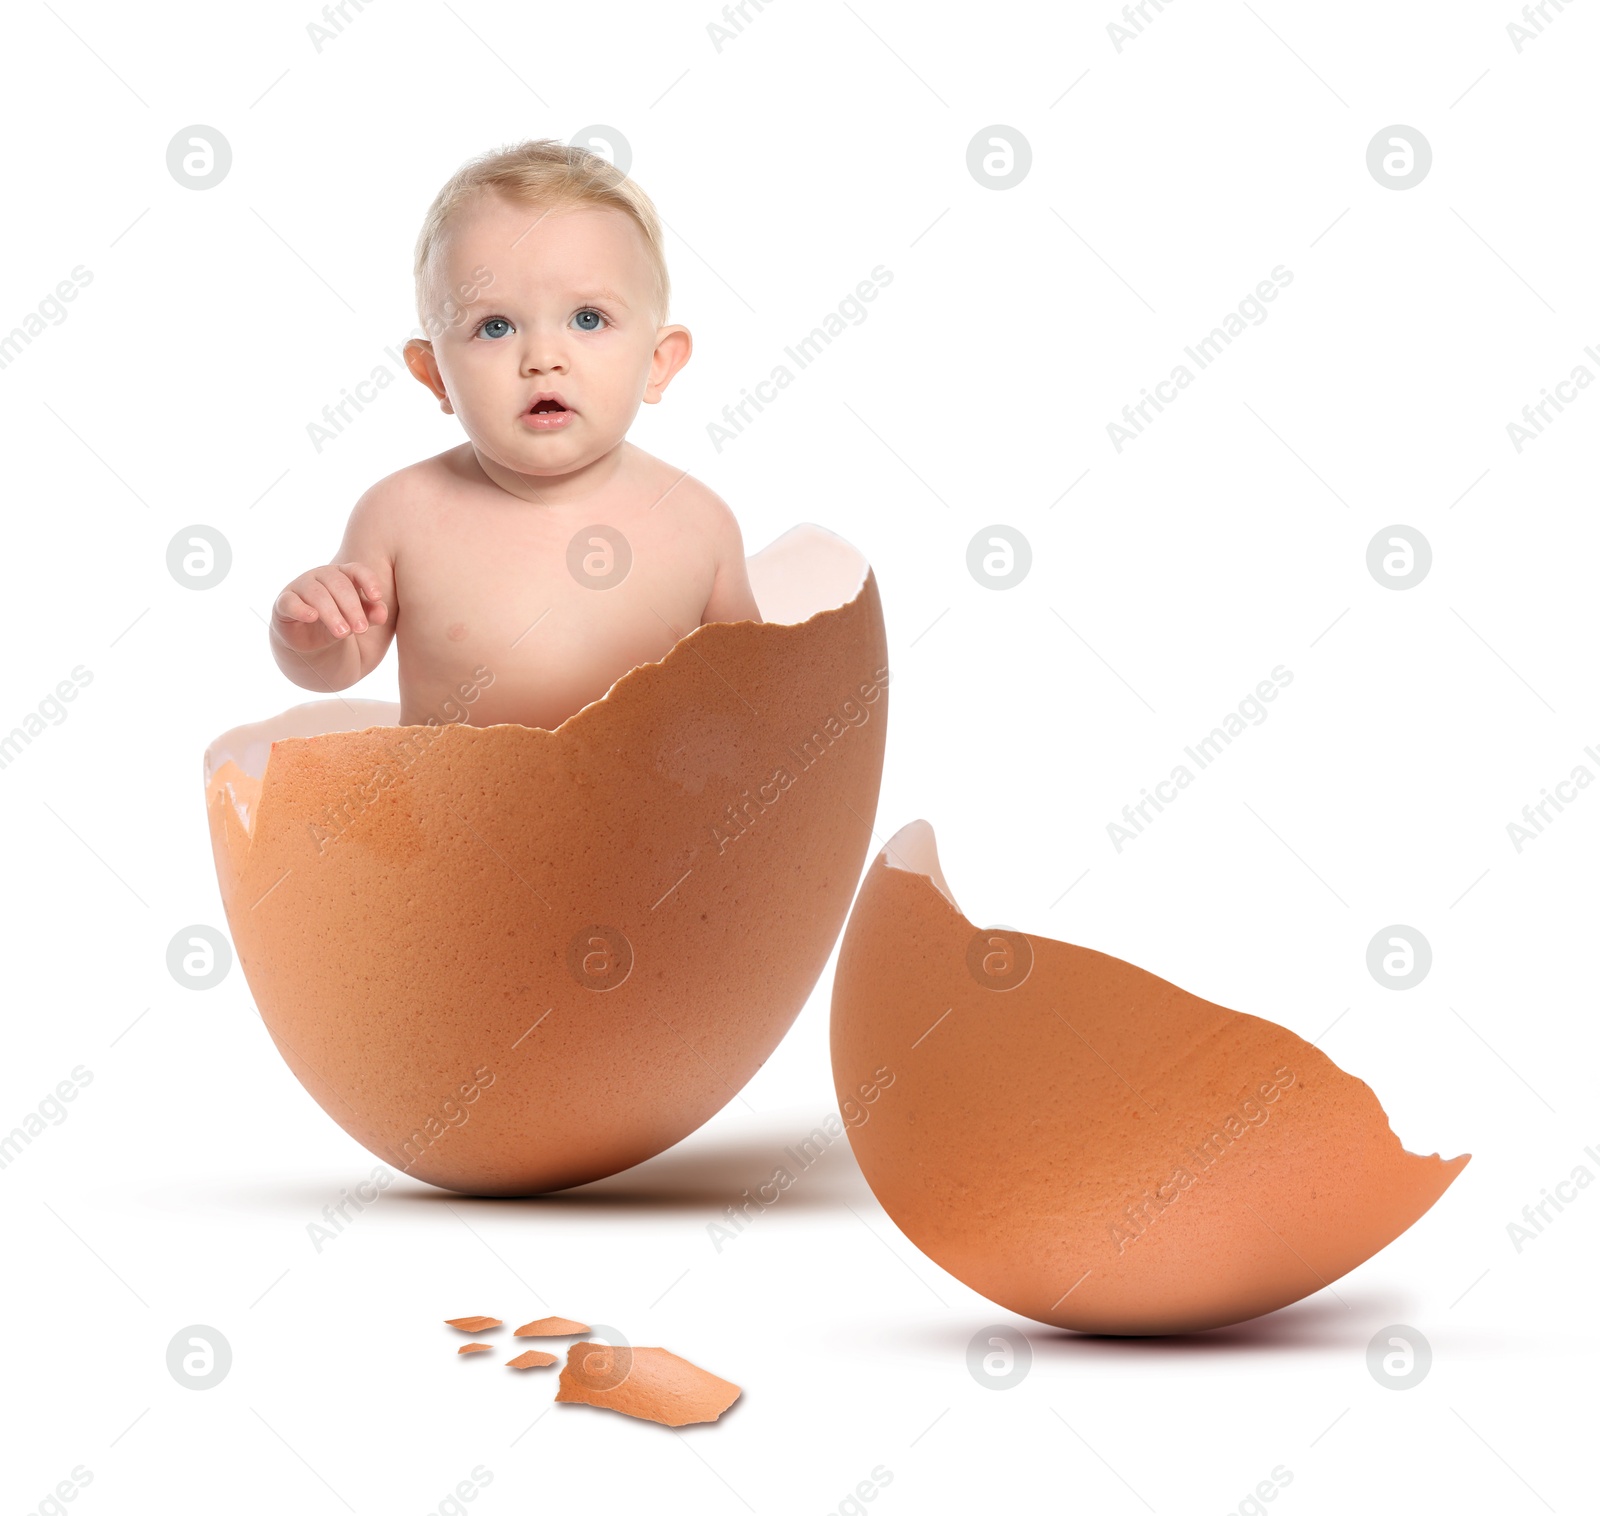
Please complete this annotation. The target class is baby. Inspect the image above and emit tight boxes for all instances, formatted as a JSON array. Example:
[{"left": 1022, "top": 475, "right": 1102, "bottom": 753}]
[{"left": 270, "top": 141, "right": 762, "bottom": 731}]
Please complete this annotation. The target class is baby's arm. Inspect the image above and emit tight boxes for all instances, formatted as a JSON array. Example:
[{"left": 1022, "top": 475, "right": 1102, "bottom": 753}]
[
  {"left": 698, "top": 491, "right": 763, "bottom": 626},
  {"left": 270, "top": 485, "right": 399, "bottom": 693}
]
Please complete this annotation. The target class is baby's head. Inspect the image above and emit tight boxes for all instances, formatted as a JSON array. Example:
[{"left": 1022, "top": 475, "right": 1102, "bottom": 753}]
[{"left": 403, "top": 140, "right": 690, "bottom": 484}]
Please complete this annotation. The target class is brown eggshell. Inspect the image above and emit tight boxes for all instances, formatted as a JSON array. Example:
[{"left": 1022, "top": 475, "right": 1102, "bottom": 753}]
[
  {"left": 513, "top": 1316, "right": 590, "bottom": 1337},
  {"left": 830, "top": 821, "right": 1470, "bottom": 1335},
  {"left": 204, "top": 526, "right": 887, "bottom": 1196},
  {"left": 457, "top": 1343, "right": 493, "bottom": 1355},
  {"left": 444, "top": 1316, "right": 502, "bottom": 1332},
  {"left": 506, "top": 1349, "right": 559, "bottom": 1369},
  {"left": 555, "top": 1343, "right": 741, "bottom": 1426}
]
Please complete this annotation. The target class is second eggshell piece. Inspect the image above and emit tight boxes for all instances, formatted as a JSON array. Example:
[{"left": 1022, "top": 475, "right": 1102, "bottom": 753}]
[{"left": 830, "top": 821, "right": 1470, "bottom": 1335}]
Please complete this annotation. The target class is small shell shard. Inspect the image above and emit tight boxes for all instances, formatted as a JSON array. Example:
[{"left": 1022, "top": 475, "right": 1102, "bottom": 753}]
[
  {"left": 506, "top": 1349, "right": 559, "bottom": 1370},
  {"left": 513, "top": 1315, "right": 590, "bottom": 1338}
]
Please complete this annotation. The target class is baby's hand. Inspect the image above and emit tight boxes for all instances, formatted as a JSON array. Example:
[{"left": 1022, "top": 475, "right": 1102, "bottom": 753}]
[{"left": 273, "top": 561, "right": 389, "bottom": 652}]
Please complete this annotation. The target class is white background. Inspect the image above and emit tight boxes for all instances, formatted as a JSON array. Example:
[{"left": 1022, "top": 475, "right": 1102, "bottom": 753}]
[{"left": 1, "top": 1, "right": 1594, "bottom": 1512}]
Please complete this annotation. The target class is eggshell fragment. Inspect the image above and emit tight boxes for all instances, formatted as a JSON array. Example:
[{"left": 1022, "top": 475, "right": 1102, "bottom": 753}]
[
  {"left": 444, "top": 1316, "right": 502, "bottom": 1332},
  {"left": 830, "top": 821, "right": 1471, "bottom": 1336},
  {"left": 555, "top": 1343, "right": 741, "bottom": 1426},
  {"left": 513, "top": 1316, "right": 590, "bottom": 1337},
  {"left": 457, "top": 1343, "right": 493, "bottom": 1355},
  {"left": 203, "top": 526, "right": 888, "bottom": 1195},
  {"left": 506, "top": 1349, "right": 559, "bottom": 1369}
]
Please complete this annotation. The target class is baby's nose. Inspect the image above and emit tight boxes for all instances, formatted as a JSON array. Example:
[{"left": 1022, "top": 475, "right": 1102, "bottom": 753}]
[{"left": 520, "top": 335, "right": 567, "bottom": 374}]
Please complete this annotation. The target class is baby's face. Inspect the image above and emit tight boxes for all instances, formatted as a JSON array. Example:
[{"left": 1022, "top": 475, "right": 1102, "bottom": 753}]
[{"left": 410, "top": 192, "right": 682, "bottom": 480}]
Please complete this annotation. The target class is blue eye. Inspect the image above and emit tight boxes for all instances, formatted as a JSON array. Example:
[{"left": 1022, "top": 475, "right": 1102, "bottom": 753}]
[
  {"left": 477, "top": 317, "right": 513, "bottom": 340},
  {"left": 572, "top": 308, "right": 606, "bottom": 332}
]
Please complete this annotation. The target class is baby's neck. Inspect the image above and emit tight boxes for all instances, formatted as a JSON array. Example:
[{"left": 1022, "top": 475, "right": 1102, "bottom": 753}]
[{"left": 469, "top": 439, "right": 630, "bottom": 509}]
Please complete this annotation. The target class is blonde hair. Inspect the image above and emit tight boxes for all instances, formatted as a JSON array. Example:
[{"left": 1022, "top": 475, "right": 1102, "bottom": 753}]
[{"left": 413, "top": 139, "right": 670, "bottom": 332}]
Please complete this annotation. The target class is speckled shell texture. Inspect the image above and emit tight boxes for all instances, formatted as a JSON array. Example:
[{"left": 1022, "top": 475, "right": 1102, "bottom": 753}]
[
  {"left": 831, "top": 821, "right": 1469, "bottom": 1335},
  {"left": 205, "top": 526, "right": 888, "bottom": 1195}
]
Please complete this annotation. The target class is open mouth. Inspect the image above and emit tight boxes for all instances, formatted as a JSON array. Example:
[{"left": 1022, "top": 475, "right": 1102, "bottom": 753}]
[{"left": 522, "top": 394, "right": 574, "bottom": 430}]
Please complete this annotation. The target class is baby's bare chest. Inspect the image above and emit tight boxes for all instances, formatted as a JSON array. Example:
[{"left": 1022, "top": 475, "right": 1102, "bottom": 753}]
[{"left": 391, "top": 505, "right": 716, "bottom": 726}]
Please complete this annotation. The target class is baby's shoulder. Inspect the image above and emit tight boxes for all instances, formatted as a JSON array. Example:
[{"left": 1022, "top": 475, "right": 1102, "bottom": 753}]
[
  {"left": 347, "top": 448, "right": 464, "bottom": 538},
  {"left": 635, "top": 452, "right": 738, "bottom": 532},
  {"left": 649, "top": 468, "right": 746, "bottom": 569}
]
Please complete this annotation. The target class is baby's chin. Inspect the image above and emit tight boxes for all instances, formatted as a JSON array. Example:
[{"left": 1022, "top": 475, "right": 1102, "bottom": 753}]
[{"left": 473, "top": 428, "right": 617, "bottom": 480}]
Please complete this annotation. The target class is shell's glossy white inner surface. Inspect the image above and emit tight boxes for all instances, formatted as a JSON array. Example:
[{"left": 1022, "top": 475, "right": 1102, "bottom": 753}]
[
  {"left": 206, "top": 698, "right": 403, "bottom": 788},
  {"left": 204, "top": 523, "right": 869, "bottom": 785},
  {"left": 746, "top": 521, "right": 868, "bottom": 627},
  {"left": 881, "top": 819, "right": 961, "bottom": 912}
]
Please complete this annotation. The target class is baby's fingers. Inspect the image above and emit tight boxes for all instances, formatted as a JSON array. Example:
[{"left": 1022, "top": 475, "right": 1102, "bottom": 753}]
[
  {"left": 299, "top": 577, "right": 356, "bottom": 637},
  {"left": 317, "top": 570, "right": 369, "bottom": 635},
  {"left": 339, "top": 561, "right": 389, "bottom": 623},
  {"left": 273, "top": 588, "right": 319, "bottom": 626}
]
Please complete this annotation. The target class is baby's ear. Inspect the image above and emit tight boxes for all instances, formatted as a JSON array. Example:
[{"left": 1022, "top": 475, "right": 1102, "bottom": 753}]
[
  {"left": 643, "top": 325, "right": 692, "bottom": 405},
  {"left": 403, "top": 339, "right": 452, "bottom": 413}
]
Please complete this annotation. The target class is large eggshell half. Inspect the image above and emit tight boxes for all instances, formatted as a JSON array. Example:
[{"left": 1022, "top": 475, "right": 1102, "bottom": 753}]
[
  {"left": 831, "top": 820, "right": 1469, "bottom": 1335},
  {"left": 205, "top": 525, "right": 887, "bottom": 1195}
]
